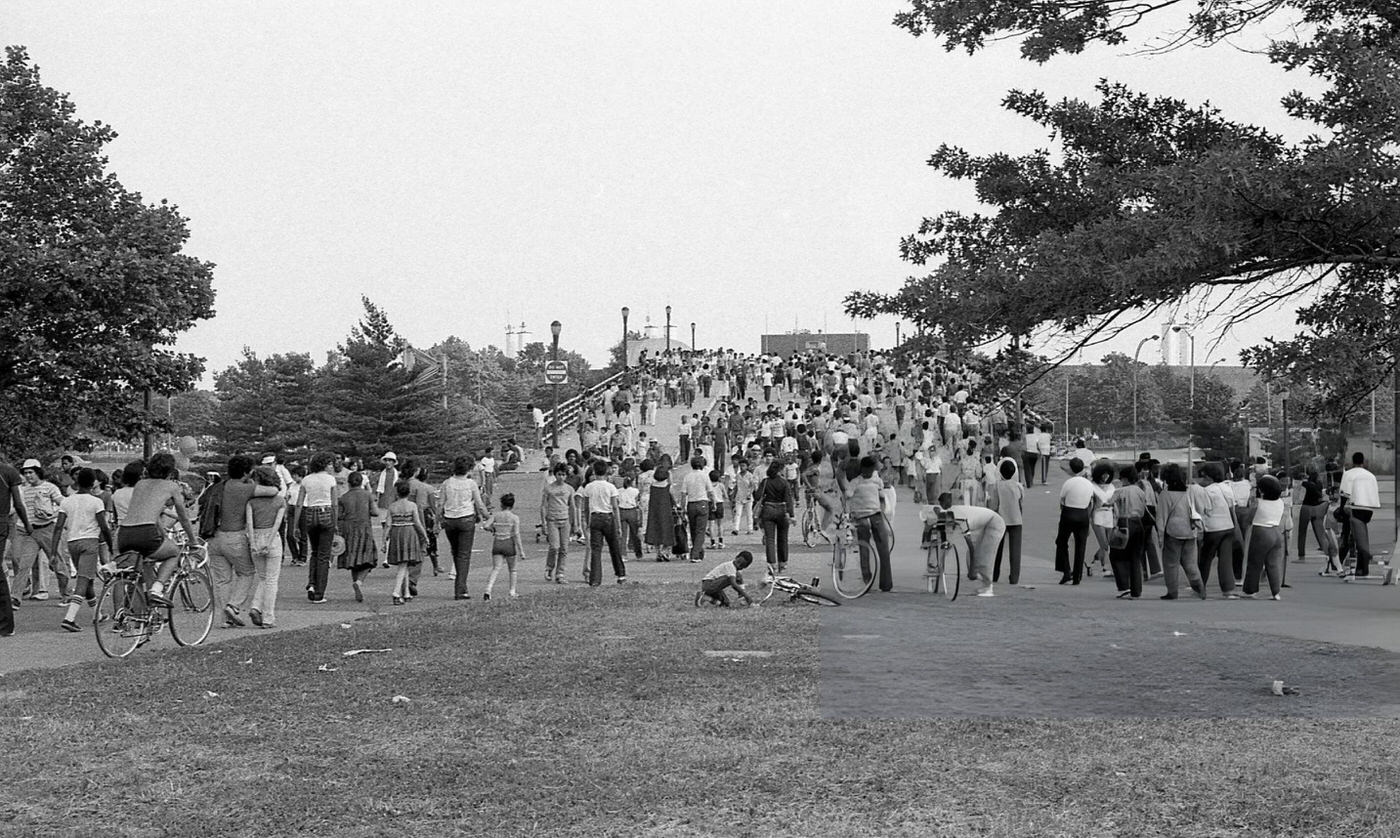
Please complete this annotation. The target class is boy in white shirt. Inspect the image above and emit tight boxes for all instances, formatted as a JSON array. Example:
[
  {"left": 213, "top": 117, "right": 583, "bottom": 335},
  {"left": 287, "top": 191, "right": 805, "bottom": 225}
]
[
  {"left": 695, "top": 550, "right": 756, "bottom": 607},
  {"left": 51, "top": 468, "right": 112, "bottom": 632}
]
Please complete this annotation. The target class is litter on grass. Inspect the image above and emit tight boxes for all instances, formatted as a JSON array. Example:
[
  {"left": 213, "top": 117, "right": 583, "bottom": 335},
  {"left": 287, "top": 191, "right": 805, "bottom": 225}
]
[
  {"left": 339, "top": 623, "right": 352, "bottom": 629},
  {"left": 1172, "top": 631, "right": 1188, "bottom": 637},
  {"left": 317, "top": 664, "right": 339, "bottom": 672},
  {"left": 204, "top": 691, "right": 219, "bottom": 699},
  {"left": 242, "top": 658, "right": 254, "bottom": 665},
  {"left": 342, "top": 648, "right": 392, "bottom": 657},
  {"left": 703, "top": 650, "right": 774, "bottom": 660},
  {"left": 391, "top": 695, "right": 411, "bottom": 704}
]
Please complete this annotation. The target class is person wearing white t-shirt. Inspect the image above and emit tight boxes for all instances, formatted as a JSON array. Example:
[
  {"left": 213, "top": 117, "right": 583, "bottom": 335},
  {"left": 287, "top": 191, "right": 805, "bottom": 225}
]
[
  {"left": 578, "top": 463, "right": 626, "bottom": 586},
  {"left": 1063, "top": 439, "right": 1096, "bottom": 473},
  {"left": 51, "top": 468, "right": 112, "bottom": 633},
  {"left": 1242, "top": 474, "right": 1287, "bottom": 599},
  {"left": 1055, "top": 457, "right": 1095, "bottom": 584},
  {"left": 696, "top": 550, "right": 756, "bottom": 607},
  {"left": 1338, "top": 451, "right": 1382, "bottom": 577}
]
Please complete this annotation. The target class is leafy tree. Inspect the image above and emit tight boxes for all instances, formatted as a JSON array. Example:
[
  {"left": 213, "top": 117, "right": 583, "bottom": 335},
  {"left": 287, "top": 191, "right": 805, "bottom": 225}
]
[
  {"left": 0, "top": 46, "right": 214, "bottom": 455},
  {"left": 606, "top": 330, "right": 646, "bottom": 372},
  {"left": 849, "top": 3, "right": 1399, "bottom": 419},
  {"left": 163, "top": 390, "right": 219, "bottom": 439},
  {"left": 212, "top": 349, "right": 317, "bottom": 453}
]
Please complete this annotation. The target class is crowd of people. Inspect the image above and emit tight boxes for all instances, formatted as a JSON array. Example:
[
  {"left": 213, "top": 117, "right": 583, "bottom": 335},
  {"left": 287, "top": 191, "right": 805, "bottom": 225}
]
[{"left": 0, "top": 345, "right": 1388, "bottom": 638}]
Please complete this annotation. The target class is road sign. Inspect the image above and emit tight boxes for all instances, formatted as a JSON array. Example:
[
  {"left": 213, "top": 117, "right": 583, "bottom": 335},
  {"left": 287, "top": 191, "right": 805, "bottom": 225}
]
[{"left": 544, "top": 361, "right": 569, "bottom": 385}]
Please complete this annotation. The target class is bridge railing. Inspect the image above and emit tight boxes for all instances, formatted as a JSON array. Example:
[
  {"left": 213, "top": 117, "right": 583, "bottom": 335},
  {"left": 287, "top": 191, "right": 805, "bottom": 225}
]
[{"left": 540, "top": 369, "right": 627, "bottom": 447}]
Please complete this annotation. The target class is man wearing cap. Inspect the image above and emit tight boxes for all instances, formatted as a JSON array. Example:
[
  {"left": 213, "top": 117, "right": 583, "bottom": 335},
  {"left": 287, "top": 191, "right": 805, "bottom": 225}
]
[
  {"left": 373, "top": 452, "right": 400, "bottom": 558},
  {"left": 14, "top": 460, "right": 66, "bottom": 601},
  {"left": 0, "top": 460, "right": 32, "bottom": 636}
]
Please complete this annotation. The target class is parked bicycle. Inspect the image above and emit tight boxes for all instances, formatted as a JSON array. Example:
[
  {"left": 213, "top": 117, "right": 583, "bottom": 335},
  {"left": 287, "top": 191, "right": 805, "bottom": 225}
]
[{"left": 94, "top": 542, "right": 214, "bottom": 658}]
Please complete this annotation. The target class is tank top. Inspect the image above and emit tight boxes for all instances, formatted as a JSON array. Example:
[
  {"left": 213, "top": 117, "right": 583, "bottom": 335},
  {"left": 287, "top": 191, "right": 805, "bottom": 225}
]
[{"left": 1253, "top": 498, "right": 1284, "bottom": 528}]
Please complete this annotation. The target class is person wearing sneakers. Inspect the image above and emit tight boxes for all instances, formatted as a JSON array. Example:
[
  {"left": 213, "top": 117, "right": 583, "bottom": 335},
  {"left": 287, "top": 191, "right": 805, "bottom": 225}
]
[
  {"left": 1242, "top": 473, "right": 1287, "bottom": 600},
  {"left": 117, "top": 452, "right": 199, "bottom": 606},
  {"left": 1156, "top": 463, "right": 1207, "bottom": 600},
  {"left": 695, "top": 550, "right": 757, "bottom": 607},
  {"left": 14, "top": 460, "right": 65, "bottom": 602},
  {"left": 1196, "top": 462, "right": 1242, "bottom": 599},
  {"left": 51, "top": 468, "right": 112, "bottom": 633},
  {"left": 1337, "top": 451, "right": 1381, "bottom": 578},
  {"left": 936, "top": 492, "right": 1005, "bottom": 597},
  {"left": 245, "top": 466, "right": 286, "bottom": 628},
  {"left": 540, "top": 464, "right": 574, "bottom": 585}
]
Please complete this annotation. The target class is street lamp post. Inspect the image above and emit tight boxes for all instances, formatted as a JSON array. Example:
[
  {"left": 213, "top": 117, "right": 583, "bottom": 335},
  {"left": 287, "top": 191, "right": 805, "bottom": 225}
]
[
  {"left": 1132, "top": 335, "right": 1160, "bottom": 453},
  {"left": 690, "top": 322, "right": 696, "bottom": 355},
  {"left": 665, "top": 305, "right": 672, "bottom": 359},
  {"left": 895, "top": 322, "right": 901, "bottom": 347},
  {"left": 1172, "top": 326, "right": 1196, "bottom": 473},
  {"left": 550, "top": 320, "right": 561, "bottom": 449},
  {"left": 621, "top": 306, "right": 630, "bottom": 379}
]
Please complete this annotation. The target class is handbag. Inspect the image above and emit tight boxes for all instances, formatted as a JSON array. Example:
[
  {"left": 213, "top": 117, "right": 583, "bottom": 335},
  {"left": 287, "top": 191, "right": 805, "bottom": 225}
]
[{"left": 1108, "top": 516, "right": 1130, "bottom": 550}]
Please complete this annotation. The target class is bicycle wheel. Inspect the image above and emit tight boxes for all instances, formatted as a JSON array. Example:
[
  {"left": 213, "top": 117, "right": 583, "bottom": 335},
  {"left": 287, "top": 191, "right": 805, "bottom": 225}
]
[
  {"left": 801, "top": 505, "right": 818, "bottom": 548},
  {"left": 169, "top": 569, "right": 214, "bottom": 646},
  {"left": 941, "top": 538, "right": 964, "bottom": 601},
  {"left": 831, "top": 524, "right": 876, "bottom": 600},
  {"left": 94, "top": 577, "right": 151, "bottom": 658},
  {"left": 794, "top": 586, "right": 841, "bottom": 606},
  {"left": 752, "top": 566, "right": 779, "bottom": 603}
]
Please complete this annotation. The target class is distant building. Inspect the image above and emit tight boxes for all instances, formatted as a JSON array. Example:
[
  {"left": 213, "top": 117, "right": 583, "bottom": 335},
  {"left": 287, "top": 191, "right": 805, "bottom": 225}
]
[{"left": 761, "top": 332, "right": 869, "bottom": 357}]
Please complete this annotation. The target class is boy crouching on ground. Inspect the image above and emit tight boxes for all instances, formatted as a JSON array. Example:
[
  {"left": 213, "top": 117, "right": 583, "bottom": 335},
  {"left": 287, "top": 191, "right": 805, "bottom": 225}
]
[{"left": 695, "top": 549, "right": 756, "bottom": 607}]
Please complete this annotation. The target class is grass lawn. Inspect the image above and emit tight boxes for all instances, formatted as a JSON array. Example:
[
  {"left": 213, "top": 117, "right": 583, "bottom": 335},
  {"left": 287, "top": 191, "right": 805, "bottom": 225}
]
[{"left": 3, "top": 583, "right": 1398, "bottom": 837}]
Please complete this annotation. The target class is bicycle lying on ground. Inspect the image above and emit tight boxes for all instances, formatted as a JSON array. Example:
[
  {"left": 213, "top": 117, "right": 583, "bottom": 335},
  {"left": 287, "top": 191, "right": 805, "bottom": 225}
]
[
  {"left": 753, "top": 563, "right": 841, "bottom": 606},
  {"left": 94, "top": 542, "right": 214, "bottom": 658}
]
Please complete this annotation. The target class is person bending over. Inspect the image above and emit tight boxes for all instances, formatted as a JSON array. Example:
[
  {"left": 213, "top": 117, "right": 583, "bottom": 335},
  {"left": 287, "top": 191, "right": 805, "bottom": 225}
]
[{"left": 696, "top": 550, "right": 756, "bottom": 607}]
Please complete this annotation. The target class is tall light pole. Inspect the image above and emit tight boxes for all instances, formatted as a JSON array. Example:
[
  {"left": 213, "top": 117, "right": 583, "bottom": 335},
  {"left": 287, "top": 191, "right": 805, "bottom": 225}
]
[
  {"left": 665, "top": 305, "right": 672, "bottom": 358},
  {"left": 895, "top": 322, "right": 902, "bottom": 347},
  {"left": 621, "top": 306, "right": 630, "bottom": 377},
  {"left": 690, "top": 322, "right": 696, "bottom": 355},
  {"left": 1172, "top": 326, "right": 1195, "bottom": 473},
  {"left": 550, "top": 320, "right": 561, "bottom": 449},
  {"left": 1132, "top": 335, "right": 1160, "bottom": 453}
]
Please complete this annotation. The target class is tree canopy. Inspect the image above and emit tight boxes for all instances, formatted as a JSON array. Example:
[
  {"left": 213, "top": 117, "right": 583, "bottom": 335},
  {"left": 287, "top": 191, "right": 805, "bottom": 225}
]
[
  {"left": 0, "top": 46, "right": 215, "bottom": 455},
  {"left": 850, "top": 2, "right": 1399, "bottom": 419}
]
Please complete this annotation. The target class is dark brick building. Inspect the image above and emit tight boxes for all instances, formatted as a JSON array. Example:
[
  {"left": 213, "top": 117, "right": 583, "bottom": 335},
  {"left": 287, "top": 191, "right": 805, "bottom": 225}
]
[{"left": 760, "top": 331, "right": 869, "bottom": 357}]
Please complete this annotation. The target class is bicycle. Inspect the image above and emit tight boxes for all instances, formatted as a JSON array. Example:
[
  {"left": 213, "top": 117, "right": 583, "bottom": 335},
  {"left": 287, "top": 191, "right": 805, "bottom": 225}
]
[
  {"left": 752, "top": 563, "right": 841, "bottom": 606},
  {"left": 830, "top": 508, "right": 894, "bottom": 600},
  {"left": 94, "top": 542, "right": 214, "bottom": 658},
  {"left": 800, "top": 492, "right": 824, "bottom": 548},
  {"left": 921, "top": 507, "right": 969, "bottom": 601}
]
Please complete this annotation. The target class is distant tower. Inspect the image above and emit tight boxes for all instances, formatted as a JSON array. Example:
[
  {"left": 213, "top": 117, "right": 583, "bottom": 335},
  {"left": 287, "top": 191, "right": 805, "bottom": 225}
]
[
  {"left": 516, "top": 321, "right": 530, "bottom": 354},
  {"left": 1160, "top": 323, "right": 1174, "bottom": 366},
  {"left": 643, "top": 316, "right": 657, "bottom": 340}
]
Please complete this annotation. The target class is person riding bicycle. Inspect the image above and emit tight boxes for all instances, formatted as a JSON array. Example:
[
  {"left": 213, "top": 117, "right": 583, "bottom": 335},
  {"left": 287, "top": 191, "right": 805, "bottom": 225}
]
[
  {"left": 807, "top": 449, "right": 843, "bottom": 542},
  {"left": 115, "top": 453, "right": 199, "bottom": 605}
]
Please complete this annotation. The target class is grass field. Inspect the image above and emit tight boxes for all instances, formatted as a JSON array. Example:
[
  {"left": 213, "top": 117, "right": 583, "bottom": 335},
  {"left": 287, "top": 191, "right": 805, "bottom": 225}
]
[{"left": 4, "top": 583, "right": 1399, "bottom": 837}]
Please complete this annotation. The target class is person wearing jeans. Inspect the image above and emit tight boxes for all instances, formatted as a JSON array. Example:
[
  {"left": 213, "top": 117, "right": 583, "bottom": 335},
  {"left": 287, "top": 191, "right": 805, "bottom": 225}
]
[
  {"left": 540, "top": 464, "right": 574, "bottom": 584},
  {"left": 754, "top": 460, "right": 795, "bottom": 572},
  {"left": 1196, "top": 462, "right": 1241, "bottom": 597},
  {"left": 1338, "top": 452, "right": 1381, "bottom": 577},
  {"left": 580, "top": 462, "right": 627, "bottom": 586},
  {"left": 1156, "top": 464, "right": 1207, "bottom": 600},
  {"left": 296, "top": 453, "right": 340, "bottom": 604},
  {"left": 439, "top": 456, "right": 490, "bottom": 599},
  {"left": 847, "top": 456, "right": 894, "bottom": 593},
  {"left": 1054, "top": 457, "right": 1094, "bottom": 584},
  {"left": 678, "top": 456, "right": 712, "bottom": 564},
  {"left": 246, "top": 466, "right": 285, "bottom": 627}
]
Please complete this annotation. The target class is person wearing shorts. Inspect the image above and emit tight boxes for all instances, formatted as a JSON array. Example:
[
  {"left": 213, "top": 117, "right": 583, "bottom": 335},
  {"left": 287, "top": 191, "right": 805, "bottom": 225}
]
[
  {"left": 116, "top": 453, "right": 199, "bottom": 604},
  {"left": 51, "top": 468, "right": 112, "bottom": 632},
  {"left": 482, "top": 493, "right": 524, "bottom": 600}
]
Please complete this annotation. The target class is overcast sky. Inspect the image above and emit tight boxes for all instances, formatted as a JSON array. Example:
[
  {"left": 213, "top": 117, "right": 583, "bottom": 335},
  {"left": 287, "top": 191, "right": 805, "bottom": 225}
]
[{"left": 6, "top": 1, "right": 1318, "bottom": 376}]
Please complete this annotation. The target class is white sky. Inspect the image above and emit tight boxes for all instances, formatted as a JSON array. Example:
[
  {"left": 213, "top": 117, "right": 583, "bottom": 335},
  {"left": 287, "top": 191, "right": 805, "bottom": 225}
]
[{"left": 5, "top": 1, "right": 1321, "bottom": 375}]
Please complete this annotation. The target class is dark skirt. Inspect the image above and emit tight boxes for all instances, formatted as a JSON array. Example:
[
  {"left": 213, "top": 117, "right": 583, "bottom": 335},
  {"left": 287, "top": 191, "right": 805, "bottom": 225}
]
[
  {"left": 337, "top": 518, "right": 378, "bottom": 571},
  {"left": 645, "top": 489, "right": 675, "bottom": 547},
  {"left": 386, "top": 526, "right": 423, "bottom": 566}
]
